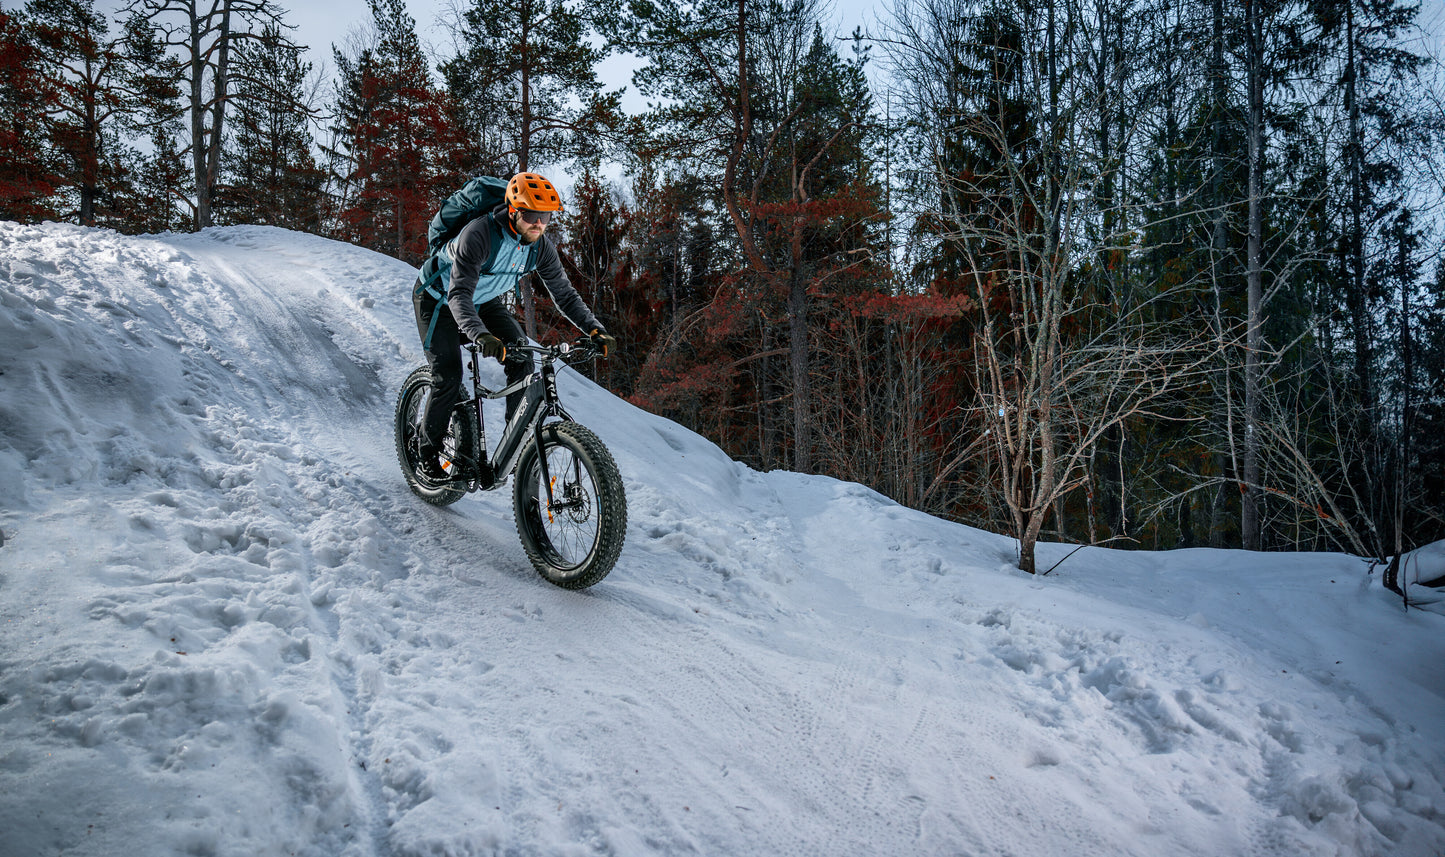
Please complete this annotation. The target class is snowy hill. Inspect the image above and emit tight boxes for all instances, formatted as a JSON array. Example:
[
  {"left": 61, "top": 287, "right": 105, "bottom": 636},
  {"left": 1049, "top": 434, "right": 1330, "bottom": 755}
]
[{"left": 1, "top": 220, "right": 1442, "bottom": 857}]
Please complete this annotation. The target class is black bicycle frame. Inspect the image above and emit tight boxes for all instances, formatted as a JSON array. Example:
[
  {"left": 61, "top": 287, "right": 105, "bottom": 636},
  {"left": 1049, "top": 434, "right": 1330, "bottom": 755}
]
[{"left": 462, "top": 345, "right": 576, "bottom": 498}]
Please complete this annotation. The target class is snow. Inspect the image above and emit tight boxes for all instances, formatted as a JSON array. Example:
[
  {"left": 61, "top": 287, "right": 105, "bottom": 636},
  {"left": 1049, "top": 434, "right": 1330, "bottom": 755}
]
[{"left": 1, "top": 219, "right": 1442, "bottom": 857}]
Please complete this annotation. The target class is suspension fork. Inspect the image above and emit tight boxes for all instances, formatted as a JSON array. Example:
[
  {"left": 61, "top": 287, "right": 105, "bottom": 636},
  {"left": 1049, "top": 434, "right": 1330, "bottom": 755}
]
[{"left": 529, "top": 358, "right": 587, "bottom": 510}]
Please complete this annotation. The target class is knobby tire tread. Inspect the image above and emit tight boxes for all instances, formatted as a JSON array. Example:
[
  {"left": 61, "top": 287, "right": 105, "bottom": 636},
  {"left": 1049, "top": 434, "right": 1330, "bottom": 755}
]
[
  {"left": 513, "top": 421, "right": 627, "bottom": 589},
  {"left": 394, "top": 366, "right": 476, "bottom": 507}
]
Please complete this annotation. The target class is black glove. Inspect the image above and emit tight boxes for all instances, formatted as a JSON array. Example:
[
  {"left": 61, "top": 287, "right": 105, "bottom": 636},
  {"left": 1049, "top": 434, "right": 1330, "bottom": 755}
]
[
  {"left": 589, "top": 328, "right": 617, "bottom": 358},
  {"left": 476, "top": 333, "right": 506, "bottom": 362}
]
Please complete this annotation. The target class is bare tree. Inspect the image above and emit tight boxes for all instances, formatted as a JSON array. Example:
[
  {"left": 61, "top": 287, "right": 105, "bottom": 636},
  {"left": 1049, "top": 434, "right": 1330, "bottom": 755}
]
[
  {"left": 885, "top": 0, "right": 1220, "bottom": 573},
  {"left": 126, "top": 0, "right": 291, "bottom": 229},
  {"left": 956, "top": 224, "right": 1217, "bottom": 573}
]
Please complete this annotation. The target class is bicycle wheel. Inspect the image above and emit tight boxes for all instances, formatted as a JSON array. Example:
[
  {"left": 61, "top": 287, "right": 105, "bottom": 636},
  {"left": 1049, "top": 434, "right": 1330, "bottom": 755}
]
[
  {"left": 394, "top": 366, "right": 479, "bottom": 507},
  {"left": 513, "top": 421, "right": 627, "bottom": 589}
]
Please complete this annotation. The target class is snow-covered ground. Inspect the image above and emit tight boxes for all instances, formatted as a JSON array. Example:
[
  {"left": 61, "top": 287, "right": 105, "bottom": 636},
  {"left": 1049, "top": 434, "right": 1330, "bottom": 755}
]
[{"left": 1, "top": 220, "right": 1442, "bottom": 857}]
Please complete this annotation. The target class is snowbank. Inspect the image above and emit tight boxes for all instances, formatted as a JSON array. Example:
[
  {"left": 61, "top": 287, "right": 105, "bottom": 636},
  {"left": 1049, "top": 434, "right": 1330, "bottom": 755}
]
[{"left": 1, "top": 221, "right": 1442, "bottom": 856}]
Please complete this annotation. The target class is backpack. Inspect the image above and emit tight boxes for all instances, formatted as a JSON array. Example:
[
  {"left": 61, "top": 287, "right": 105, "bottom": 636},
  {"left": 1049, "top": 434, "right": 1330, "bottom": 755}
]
[
  {"left": 413, "top": 176, "right": 541, "bottom": 349},
  {"left": 416, "top": 175, "right": 537, "bottom": 302},
  {"left": 426, "top": 175, "right": 508, "bottom": 258}
]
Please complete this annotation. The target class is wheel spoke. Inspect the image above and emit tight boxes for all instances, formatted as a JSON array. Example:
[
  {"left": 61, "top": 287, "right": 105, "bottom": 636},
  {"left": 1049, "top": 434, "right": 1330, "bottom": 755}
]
[
  {"left": 512, "top": 422, "right": 624, "bottom": 588},
  {"left": 395, "top": 367, "right": 474, "bottom": 507},
  {"left": 532, "top": 444, "right": 599, "bottom": 567}
]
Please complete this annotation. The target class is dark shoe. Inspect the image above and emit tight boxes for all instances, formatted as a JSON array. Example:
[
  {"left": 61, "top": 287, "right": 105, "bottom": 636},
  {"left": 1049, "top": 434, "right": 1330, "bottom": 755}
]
[{"left": 418, "top": 445, "right": 450, "bottom": 482}]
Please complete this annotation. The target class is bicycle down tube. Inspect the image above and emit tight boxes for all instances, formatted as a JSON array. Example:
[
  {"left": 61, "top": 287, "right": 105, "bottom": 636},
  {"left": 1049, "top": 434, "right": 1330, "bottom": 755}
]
[{"left": 465, "top": 344, "right": 572, "bottom": 494}]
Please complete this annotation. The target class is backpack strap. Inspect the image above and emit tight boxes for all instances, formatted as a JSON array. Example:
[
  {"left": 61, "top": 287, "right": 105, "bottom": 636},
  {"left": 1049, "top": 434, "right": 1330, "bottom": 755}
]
[
  {"left": 513, "top": 239, "right": 542, "bottom": 304},
  {"left": 416, "top": 255, "right": 445, "bottom": 300},
  {"left": 416, "top": 212, "right": 521, "bottom": 350}
]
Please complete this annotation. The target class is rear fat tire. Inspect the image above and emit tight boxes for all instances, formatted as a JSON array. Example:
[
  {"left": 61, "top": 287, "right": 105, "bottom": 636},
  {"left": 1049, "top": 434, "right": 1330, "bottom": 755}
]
[
  {"left": 513, "top": 421, "right": 627, "bottom": 589},
  {"left": 394, "top": 366, "right": 479, "bottom": 507}
]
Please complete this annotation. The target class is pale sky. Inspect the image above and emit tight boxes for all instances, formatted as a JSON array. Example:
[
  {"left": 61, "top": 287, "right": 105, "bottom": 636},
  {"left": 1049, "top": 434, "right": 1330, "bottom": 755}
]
[{"left": 280, "top": 0, "right": 883, "bottom": 101}]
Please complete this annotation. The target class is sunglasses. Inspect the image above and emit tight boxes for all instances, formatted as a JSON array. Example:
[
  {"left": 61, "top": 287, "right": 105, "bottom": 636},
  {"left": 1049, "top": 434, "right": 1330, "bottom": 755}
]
[{"left": 516, "top": 208, "right": 553, "bottom": 225}]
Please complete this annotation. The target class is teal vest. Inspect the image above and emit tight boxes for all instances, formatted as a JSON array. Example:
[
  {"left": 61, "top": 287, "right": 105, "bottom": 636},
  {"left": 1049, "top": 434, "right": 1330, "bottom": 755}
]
[{"left": 415, "top": 211, "right": 539, "bottom": 346}]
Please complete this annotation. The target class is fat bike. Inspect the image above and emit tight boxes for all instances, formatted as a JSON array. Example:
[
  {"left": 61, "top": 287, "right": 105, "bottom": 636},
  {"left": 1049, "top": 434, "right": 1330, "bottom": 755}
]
[{"left": 394, "top": 340, "right": 626, "bottom": 589}]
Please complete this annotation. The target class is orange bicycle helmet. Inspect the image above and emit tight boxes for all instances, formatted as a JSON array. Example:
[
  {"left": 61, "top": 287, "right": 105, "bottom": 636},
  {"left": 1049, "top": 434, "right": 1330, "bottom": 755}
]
[{"left": 506, "top": 172, "right": 563, "bottom": 212}]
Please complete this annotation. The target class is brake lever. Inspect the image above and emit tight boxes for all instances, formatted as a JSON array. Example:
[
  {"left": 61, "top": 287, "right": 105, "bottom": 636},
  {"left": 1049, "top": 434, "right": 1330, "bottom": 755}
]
[{"left": 503, "top": 344, "right": 531, "bottom": 366}]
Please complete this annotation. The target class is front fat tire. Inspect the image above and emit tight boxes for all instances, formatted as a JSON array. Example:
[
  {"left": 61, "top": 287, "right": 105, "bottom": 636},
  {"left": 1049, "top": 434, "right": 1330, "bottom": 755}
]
[
  {"left": 513, "top": 421, "right": 627, "bottom": 589},
  {"left": 394, "top": 367, "right": 477, "bottom": 507}
]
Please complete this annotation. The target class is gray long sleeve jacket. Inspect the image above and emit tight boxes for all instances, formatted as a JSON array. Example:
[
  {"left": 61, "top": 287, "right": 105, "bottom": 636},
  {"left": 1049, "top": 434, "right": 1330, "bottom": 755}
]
[{"left": 444, "top": 207, "right": 602, "bottom": 343}]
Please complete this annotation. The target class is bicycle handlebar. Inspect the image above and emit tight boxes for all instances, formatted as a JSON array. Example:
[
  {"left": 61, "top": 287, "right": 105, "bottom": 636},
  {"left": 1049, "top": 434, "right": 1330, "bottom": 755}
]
[{"left": 465, "top": 338, "right": 604, "bottom": 363}]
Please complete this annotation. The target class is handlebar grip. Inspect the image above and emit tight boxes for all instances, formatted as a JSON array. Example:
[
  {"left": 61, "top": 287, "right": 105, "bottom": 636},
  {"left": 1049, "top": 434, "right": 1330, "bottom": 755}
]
[{"left": 465, "top": 339, "right": 602, "bottom": 360}]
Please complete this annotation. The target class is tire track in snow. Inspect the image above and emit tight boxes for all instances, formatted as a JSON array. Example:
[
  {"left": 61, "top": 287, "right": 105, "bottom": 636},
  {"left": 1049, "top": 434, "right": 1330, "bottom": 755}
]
[
  {"left": 130, "top": 229, "right": 455, "bottom": 854},
  {"left": 184, "top": 395, "right": 395, "bottom": 855}
]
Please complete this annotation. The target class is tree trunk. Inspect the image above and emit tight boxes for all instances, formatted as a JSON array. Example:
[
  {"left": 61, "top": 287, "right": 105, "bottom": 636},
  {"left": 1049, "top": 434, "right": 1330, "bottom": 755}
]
[
  {"left": 788, "top": 238, "right": 812, "bottom": 473},
  {"left": 79, "top": 57, "right": 99, "bottom": 226},
  {"left": 517, "top": 15, "right": 537, "bottom": 341},
  {"left": 1343, "top": 2, "right": 1382, "bottom": 557},
  {"left": 1345, "top": 1, "right": 1372, "bottom": 411},
  {"left": 1020, "top": 513, "right": 1043, "bottom": 575},
  {"left": 1396, "top": 225, "right": 1411, "bottom": 564},
  {"left": 1242, "top": 0, "right": 1264, "bottom": 551},
  {"left": 189, "top": 8, "right": 207, "bottom": 229},
  {"left": 202, "top": 0, "right": 232, "bottom": 229},
  {"left": 1207, "top": 0, "right": 1236, "bottom": 550}
]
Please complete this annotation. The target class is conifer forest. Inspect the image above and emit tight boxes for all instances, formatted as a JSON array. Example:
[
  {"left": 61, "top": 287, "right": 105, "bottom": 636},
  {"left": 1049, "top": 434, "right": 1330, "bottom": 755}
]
[{"left": 3, "top": 0, "right": 1443, "bottom": 573}]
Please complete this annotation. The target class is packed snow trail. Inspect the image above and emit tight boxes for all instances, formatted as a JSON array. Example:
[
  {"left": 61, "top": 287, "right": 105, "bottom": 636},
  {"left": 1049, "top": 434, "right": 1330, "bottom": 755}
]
[{"left": 1, "top": 222, "right": 1442, "bottom": 857}]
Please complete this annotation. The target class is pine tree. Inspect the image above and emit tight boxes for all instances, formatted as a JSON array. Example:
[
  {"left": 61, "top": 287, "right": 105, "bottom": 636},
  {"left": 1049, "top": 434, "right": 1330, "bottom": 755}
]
[
  {"left": 623, "top": 172, "right": 734, "bottom": 440},
  {"left": 0, "top": 9, "right": 60, "bottom": 221},
  {"left": 1314, "top": 0, "right": 1432, "bottom": 555},
  {"left": 553, "top": 172, "right": 636, "bottom": 390},
  {"left": 22, "top": 0, "right": 136, "bottom": 226},
  {"left": 440, "top": 0, "right": 624, "bottom": 336},
  {"left": 329, "top": 0, "right": 463, "bottom": 263},
  {"left": 606, "top": 0, "right": 884, "bottom": 473},
  {"left": 1410, "top": 257, "right": 1445, "bottom": 547},
  {"left": 218, "top": 22, "right": 323, "bottom": 231},
  {"left": 440, "top": 0, "right": 621, "bottom": 175}
]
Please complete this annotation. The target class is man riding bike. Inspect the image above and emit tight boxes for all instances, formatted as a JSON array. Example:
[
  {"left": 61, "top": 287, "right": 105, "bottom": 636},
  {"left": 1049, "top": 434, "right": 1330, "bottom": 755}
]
[{"left": 411, "top": 172, "right": 615, "bottom": 482}]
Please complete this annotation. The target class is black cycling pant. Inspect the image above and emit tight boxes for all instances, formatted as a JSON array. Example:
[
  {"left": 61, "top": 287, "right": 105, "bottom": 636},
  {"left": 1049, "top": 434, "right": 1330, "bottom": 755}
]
[{"left": 412, "top": 286, "right": 532, "bottom": 452}]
